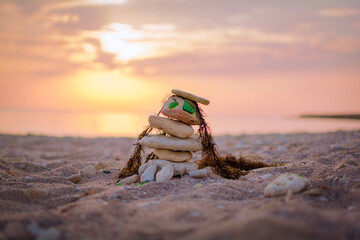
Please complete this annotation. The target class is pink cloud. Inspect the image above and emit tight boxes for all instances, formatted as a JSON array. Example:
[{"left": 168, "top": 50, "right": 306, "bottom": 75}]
[{"left": 319, "top": 8, "right": 359, "bottom": 18}]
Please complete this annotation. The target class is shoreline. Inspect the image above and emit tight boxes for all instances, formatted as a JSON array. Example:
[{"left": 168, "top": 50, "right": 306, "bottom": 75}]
[{"left": 1, "top": 128, "right": 360, "bottom": 139}]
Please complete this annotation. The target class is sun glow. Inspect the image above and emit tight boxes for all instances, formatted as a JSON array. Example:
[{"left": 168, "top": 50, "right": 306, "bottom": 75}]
[
  {"left": 94, "top": 24, "right": 157, "bottom": 62},
  {"left": 71, "top": 69, "right": 168, "bottom": 113},
  {"left": 74, "top": 69, "right": 156, "bottom": 102}
]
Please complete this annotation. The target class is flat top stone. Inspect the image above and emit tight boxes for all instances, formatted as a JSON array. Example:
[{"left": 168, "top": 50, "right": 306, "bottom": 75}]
[{"left": 172, "top": 89, "right": 210, "bottom": 105}]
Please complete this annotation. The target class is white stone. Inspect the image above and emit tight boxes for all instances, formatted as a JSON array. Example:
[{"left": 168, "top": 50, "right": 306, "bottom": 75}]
[
  {"left": 82, "top": 165, "right": 96, "bottom": 176},
  {"left": 138, "top": 159, "right": 199, "bottom": 182},
  {"left": 140, "top": 163, "right": 157, "bottom": 182},
  {"left": 27, "top": 223, "right": 60, "bottom": 240},
  {"left": 264, "top": 173, "right": 309, "bottom": 197},
  {"left": 154, "top": 149, "right": 192, "bottom": 162},
  {"left": 24, "top": 188, "right": 49, "bottom": 199},
  {"left": 65, "top": 173, "right": 81, "bottom": 183},
  {"left": 139, "top": 135, "right": 202, "bottom": 151},
  {"left": 156, "top": 164, "right": 174, "bottom": 182},
  {"left": 148, "top": 115, "right": 194, "bottom": 138},
  {"left": 189, "top": 168, "right": 210, "bottom": 178},
  {"left": 260, "top": 174, "right": 273, "bottom": 180},
  {"left": 94, "top": 162, "right": 108, "bottom": 170},
  {"left": 119, "top": 174, "right": 140, "bottom": 184},
  {"left": 138, "top": 162, "right": 149, "bottom": 175},
  {"left": 333, "top": 161, "right": 345, "bottom": 170},
  {"left": 277, "top": 146, "right": 287, "bottom": 153},
  {"left": 147, "top": 159, "right": 199, "bottom": 176}
]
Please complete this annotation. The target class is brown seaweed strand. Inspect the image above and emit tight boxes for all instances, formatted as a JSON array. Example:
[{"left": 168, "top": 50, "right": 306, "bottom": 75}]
[
  {"left": 196, "top": 104, "right": 272, "bottom": 179},
  {"left": 144, "top": 151, "right": 159, "bottom": 163},
  {"left": 118, "top": 108, "right": 162, "bottom": 179},
  {"left": 196, "top": 105, "right": 244, "bottom": 179},
  {"left": 118, "top": 125, "right": 153, "bottom": 179}
]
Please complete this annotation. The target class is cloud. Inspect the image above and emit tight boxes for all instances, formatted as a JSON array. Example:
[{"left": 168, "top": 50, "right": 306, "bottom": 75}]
[
  {"left": 1, "top": 0, "right": 360, "bottom": 81},
  {"left": 319, "top": 8, "right": 359, "bottom": 18}
]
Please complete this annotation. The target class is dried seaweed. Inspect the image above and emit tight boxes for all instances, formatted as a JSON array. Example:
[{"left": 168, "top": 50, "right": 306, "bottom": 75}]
[
  {"left": 118, "top": 108, "right": 164, "bottom": 179},
  {"left": 196, "top": 104, "right": 271, "bottom": 179},
  {"left": 144, "top": 151, "right": 159, "bottom": 163},
  {"left": 118, "top": 125, "right": 153, "bottom": 179}
]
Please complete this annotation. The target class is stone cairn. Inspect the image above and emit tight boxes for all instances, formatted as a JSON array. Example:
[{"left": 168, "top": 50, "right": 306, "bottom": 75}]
[
  {"left": 119, "top": 89, "right": 210, "bottom": 184},
  {"left": 118, "top": 89, "right": 271, "bottom": 184}
]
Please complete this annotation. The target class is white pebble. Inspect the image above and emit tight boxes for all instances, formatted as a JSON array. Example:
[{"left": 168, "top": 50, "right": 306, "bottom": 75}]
[
  {"left": 264, "top": 173, "right": 309, "bottom": 197},
  {"left": 140, "top": 163, "right": 157, "bottom": 182},
  {"left": 156, "top": 164, "right": 174, "bottom": 182},
  {"left": 260, "top": 174, "right": 273, "bottom": 179},
  {"left": 65, "top": 173, "right": 81, "bottom": 183},
  {"left": 277, "top": 146, "right": 287, "bottom": 152},
  {"left": 82, "top": 165, "right": 96, "bottom": 176},
  {"left": 189, "top": 168, "right": 210, "bottom": 178},
  {"left": 118, "top": 174, "right": 140, "bottom": 185}
]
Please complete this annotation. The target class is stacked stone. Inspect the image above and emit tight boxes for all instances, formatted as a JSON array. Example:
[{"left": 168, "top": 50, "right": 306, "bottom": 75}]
[{"left": 138, "top": 89, "right": 210, "bottom": 182}]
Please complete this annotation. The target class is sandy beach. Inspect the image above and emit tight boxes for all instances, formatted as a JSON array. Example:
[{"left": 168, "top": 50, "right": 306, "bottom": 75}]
[{"left": 0, "top": 131, "right": 359, "bottom": 240}]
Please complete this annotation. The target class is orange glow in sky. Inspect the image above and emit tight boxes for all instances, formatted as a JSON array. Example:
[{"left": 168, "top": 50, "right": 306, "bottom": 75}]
[{"left": 0, "top": 0, "right": 359, "bottom": 137}]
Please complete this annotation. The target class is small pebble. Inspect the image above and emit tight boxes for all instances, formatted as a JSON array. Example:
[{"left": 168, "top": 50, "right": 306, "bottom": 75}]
[
  {"left": 302, "top": 188, "right": 322, "bottom": 196},
  {"left": 319, "top": 196, "right": 327, "bottom": 202},
  {"left": 277, "top": 146, "right": 287, "bottom": 153},
  {"left": 189, "top": 168, "right": 209, "bottom": 178},
  {"left": 193, "top": 183, "right": 203, "bottom": 188},
  {"left": 82, "top": 165, "right": 96, "bottom": 176},
  {"left": 333, "top": 161, "right": 345, "bottom": 171},
  {"left": 95, "top": 162, "right": 107, "bottom": 170},
  {"left": 103, "top": 170, "right": 111, "bottom": 174},
  {"left": 347, "top": 206, "right": 356, "bottom": 211},
  {"left": 264, "top": 173, "right": 309, "bottom": 197},
  {"left": 119, "top": 174, "right": 140, "bottom": 185},
  {"left": 140, "top": 164, "right": 157, "bottom": 182},
  {"left": 191, "top": 211, "right": 200, "bottom": 217},
  {"left": 25, "top": 176, "right": 33, "bottom": 180},
  {"left": 216, "top": 204, "right": 225, "bottom": 208},
  {"left": 330, "top": 144, "right": 348, "bottom": 151},
  {"left": 65, "top": 173, "right": 81, "bottom": 183},
  {"left": 260, "top": 174, "right": 273, "bottom": 180},
  {"left": 27, "top": 223, "right": 60, "bottom": 240},
  {"left": 4, "top": 222, "right": 29, "bottom": 239},
  {"left": 24, "top": 188, "right": 49, "bottom": 199}
]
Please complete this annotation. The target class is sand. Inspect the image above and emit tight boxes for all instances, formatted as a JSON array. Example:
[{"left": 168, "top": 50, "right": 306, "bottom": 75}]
[{"left": 0, "top": 131, "right": 359, "bottom": 240}]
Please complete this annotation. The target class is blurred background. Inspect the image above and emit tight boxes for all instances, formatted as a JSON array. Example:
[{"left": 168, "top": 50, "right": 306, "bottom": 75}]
[{"left": 0, "top": 0, "right": 359, "bottom": 137}]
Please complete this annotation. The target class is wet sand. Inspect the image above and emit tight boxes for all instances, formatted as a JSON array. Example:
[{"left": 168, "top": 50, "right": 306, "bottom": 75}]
[{"left": 0, "top": 131, "right": 359, "bottom": 240}]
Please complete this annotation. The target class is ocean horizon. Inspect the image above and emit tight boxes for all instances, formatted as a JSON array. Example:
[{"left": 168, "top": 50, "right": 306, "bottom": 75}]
[{"left": 1, "top": 109, "right": 359, "bottom": 138}]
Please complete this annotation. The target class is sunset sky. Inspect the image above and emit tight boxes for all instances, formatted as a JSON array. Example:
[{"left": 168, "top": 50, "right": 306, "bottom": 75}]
[{"left": 0, "top": 0, "right": 359, "bottom": 136}]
